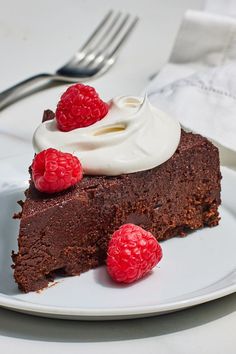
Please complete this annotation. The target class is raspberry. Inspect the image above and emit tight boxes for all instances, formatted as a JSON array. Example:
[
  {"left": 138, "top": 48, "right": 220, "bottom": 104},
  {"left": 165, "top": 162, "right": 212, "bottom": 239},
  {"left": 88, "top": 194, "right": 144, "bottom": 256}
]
[
  {"left": 107, "top": 224, "right": 163, "bottom": 284},
  {"left": 31, "top": 148, "right": 83, "bottom": 193},
  {"left": 55, "top": 83, "right": 109, "bottom": 131}
]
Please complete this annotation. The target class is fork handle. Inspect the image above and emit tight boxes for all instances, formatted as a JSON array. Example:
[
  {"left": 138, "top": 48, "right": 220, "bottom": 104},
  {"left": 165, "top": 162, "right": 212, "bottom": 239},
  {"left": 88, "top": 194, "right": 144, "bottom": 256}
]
[{"left": 0, "top": 73, "right": 52, "bottom": 110}]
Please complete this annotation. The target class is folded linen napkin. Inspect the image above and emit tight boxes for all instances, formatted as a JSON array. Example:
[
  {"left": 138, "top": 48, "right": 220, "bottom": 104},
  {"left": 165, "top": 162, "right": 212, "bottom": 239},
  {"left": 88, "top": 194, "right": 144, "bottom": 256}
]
[{"left": 146, "top": 2, "right": 236, "bottom": 168}]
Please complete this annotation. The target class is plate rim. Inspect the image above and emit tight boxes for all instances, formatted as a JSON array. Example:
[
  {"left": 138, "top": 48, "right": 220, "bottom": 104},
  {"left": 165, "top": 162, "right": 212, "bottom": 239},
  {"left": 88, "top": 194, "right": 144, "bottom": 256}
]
[{"left": 0, "top": 278, "right": 235, "bottom": 319}]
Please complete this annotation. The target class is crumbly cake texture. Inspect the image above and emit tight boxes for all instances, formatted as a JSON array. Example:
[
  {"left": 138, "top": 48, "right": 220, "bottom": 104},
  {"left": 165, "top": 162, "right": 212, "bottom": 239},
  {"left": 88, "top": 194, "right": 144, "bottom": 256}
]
[{"left": 12, "top": 131, "right": 221, "bottom": 292}]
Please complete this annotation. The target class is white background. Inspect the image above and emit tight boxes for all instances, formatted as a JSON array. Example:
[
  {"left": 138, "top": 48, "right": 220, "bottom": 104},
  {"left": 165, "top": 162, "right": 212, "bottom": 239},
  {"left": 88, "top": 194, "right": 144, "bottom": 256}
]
[{"left": 1, "top": 0, "right": 236, "bottom": 353}]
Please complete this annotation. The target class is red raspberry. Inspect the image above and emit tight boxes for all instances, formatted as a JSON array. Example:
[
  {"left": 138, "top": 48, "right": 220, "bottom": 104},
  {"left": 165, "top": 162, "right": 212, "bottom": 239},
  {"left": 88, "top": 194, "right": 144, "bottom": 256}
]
[
  {"left": 107, "top": 224, "right": 163, "bottom": 284},
  {"left": 55, "top": 83, "right": 109, "bottom": 131},
  {"left": 31, "top": 148, "right": 83, "bottom": 193}
]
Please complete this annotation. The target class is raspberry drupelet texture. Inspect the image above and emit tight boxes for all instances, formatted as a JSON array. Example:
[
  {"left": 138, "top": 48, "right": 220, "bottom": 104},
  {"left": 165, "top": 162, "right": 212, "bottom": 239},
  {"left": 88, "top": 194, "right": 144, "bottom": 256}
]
[
  {"left": 55, "top": 83, "right": 109, "bottom": 131},
  {"left": 31, "top": 148, "right": 83, "bottom": 193},
  {"left": 107, "top": 224, "right": 163, "bottom": 284}
]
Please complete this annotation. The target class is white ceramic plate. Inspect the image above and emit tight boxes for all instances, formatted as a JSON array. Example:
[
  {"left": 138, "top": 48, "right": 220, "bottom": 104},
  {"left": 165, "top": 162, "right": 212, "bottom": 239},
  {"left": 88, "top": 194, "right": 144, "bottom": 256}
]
[{"left": 0, "top": 155, "right": 235, "bottom": 320}]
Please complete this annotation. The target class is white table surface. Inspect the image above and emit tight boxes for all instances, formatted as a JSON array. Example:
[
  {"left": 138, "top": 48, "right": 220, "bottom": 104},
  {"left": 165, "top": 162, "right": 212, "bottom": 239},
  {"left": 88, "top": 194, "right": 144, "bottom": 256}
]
[{"left": 1, "top": 0, "right": 236, "bottom": 353}]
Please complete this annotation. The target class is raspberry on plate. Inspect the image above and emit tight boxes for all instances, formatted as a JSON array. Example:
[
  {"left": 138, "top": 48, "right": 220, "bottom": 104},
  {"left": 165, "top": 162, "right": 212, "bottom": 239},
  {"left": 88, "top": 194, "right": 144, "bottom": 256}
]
[
  {"left": 107, "top": 224, "right": 163, "bottom": 284},
  {"left": 55, "top": 83, "right": 109, "bottom": 131},
  {"left": 31, "top": 148, "right": 83, "bottom": 194}
]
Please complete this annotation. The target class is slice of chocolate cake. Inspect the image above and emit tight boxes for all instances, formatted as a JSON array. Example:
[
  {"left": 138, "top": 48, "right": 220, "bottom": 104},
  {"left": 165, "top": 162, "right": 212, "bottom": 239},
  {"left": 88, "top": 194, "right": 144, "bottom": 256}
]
[{"left": 12, "top": 131, "right": 221, "bottom": 292}]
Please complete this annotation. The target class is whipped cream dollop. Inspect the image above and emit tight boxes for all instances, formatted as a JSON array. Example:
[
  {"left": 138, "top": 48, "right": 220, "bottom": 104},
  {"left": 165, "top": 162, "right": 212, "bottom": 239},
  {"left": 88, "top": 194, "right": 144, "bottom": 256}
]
[{"left": 33, "top": 96, "right": 181, "bottom": 175}]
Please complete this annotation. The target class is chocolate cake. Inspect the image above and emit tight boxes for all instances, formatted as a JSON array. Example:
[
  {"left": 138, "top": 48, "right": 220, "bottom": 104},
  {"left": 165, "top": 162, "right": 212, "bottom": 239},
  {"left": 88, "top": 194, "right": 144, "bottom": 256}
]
[{"left": 12, "top": 131, "right": 221, "bottom": 292}]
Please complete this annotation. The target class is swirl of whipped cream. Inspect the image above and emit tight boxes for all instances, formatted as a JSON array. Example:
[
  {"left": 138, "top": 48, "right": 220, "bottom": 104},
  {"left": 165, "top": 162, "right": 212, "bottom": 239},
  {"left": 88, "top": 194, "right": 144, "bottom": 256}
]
[{"left": 33, "top": 96, "right": 181, "bottom": 175}]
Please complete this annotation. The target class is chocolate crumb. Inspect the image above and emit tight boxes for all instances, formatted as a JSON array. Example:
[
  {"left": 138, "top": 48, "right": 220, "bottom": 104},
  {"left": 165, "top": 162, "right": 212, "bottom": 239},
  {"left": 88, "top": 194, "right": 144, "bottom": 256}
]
[{"left": 42, "top": 109, "right": 55, "bottom": 123}]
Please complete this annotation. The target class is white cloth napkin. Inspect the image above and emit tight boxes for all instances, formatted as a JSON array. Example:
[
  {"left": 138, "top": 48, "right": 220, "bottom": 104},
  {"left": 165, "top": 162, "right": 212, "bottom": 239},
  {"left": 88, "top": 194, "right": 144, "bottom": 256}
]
[{"left": 146, "top": 1, "right": 236, "bottom": 168}]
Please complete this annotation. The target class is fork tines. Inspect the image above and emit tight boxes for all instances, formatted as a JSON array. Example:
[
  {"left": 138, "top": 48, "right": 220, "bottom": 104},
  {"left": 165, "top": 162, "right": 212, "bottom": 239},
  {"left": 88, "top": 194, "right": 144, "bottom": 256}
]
[{"left": 81, "top": 10, "right": 139, "bottom": 58}]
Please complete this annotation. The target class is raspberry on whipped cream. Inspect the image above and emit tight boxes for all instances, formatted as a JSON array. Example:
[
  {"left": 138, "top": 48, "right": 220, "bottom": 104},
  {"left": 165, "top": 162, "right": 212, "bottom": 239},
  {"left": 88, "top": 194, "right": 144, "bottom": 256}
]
[{"left": 55, "top": 83, "right": 108, "bottom": 131}]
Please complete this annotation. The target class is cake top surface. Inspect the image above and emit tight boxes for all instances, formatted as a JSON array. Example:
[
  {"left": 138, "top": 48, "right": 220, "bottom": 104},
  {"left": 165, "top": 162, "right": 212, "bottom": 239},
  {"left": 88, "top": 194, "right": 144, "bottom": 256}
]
[{"left": 22, "top": 131, "right": 215, "bottom": 218}]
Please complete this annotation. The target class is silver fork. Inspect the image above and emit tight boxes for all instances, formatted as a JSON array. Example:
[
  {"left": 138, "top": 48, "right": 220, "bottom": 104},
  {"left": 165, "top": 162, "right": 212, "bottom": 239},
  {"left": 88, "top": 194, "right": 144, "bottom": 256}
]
[{"left": 0, "top": 11, "right": 138, "bottom": 110}]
